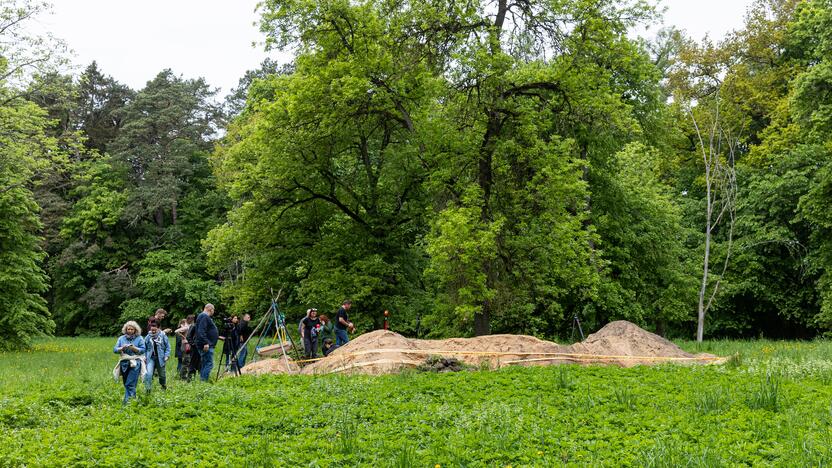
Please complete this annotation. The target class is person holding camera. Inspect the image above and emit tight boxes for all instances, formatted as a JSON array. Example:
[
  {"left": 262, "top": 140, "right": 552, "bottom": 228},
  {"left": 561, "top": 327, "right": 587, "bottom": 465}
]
[
  {"left": 112, "top": 321, "right": 146, "bottom": 405},
  {"left": 300, "top": 308, "right": 322, "bottom": 359},
  {"left": 219, "top": 314, "right": 241, "bottom": 371},
  {"left": 194, "top": 303, "right": 219, "bottom": 382}
]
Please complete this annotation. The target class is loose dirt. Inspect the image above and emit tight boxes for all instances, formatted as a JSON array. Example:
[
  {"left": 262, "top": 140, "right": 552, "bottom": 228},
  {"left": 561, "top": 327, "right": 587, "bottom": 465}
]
[{"left": 239, "top": 320, "right": 721, "bottom": 376}]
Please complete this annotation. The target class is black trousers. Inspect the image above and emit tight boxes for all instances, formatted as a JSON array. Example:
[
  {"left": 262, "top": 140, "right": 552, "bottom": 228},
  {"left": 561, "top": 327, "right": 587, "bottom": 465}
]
[{"left": 303, "top": 334, "right": 318, "bottom": 359}]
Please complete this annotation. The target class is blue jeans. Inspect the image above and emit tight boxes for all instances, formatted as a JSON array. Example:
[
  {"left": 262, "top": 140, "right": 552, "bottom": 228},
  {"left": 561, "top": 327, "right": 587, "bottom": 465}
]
[
  {"left": 237, "top": 345, "right": 248, "bottom": 368},
  {"left": 120, "top": 361, "right": 140, "bottom": 405},
  {"left": 144, "top": 356, "right": 166, "bottom": 391},
  {"left": 335, "top": 328, "right": 349, "bottom": 347},
  {"left": 199, "top": 347, "right": 215, "bottom": 382}
]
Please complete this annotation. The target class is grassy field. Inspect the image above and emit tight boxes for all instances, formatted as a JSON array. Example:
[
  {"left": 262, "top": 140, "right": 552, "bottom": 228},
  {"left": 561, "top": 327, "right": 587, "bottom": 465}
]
[{"left": 1, "top": 338, "right": 831, "bottom": 467}]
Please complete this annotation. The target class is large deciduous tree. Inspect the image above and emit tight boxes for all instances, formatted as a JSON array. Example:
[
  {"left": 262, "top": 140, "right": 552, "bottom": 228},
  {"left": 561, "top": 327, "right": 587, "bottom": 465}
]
[
  {"left": 0, "top": 0, "right": 66, "bottom": 349},
  {"left": 210, "top": 0, "right": 690, "bottom": 337}
]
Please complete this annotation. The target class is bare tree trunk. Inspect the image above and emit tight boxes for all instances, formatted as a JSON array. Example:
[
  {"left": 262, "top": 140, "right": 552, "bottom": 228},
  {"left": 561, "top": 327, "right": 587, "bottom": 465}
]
[{"left": 690, "top": 99, "right": 738, "bottom": 343}]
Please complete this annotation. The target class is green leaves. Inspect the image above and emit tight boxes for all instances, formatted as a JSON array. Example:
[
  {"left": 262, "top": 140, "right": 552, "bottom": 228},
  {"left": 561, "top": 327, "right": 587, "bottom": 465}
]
[{"left": 4, "top": 337, "right": 832, "bottom": 465}]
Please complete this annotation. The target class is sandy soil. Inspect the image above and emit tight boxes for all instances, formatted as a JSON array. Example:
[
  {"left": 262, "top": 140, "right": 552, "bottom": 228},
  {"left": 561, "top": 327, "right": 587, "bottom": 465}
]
[{"left": 239, "top": 320, "right": 721, "bottom": 376}]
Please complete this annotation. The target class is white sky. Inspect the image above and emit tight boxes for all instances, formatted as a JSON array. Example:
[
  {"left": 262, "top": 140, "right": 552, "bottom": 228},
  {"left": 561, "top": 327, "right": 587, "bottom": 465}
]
[{"left": 35, "top": 0, "right": 754, "bottom": 97}]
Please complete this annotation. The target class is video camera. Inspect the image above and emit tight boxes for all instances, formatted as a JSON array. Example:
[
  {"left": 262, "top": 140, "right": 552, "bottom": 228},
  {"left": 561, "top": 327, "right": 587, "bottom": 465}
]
[{"left": 221, "top": 316, "right": 236, "bottom": 333}]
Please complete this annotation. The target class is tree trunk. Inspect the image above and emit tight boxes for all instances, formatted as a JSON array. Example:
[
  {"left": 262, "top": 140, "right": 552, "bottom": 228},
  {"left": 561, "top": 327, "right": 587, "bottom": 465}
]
[
  {"left": 655, "top": 319, "right": 666, "bottom": 337},
  {"left": 474, "top": 301, "right": 491, "bottom": 336},
  {"left": 697, "top": 224, "right": 710, "bottom": 342}
]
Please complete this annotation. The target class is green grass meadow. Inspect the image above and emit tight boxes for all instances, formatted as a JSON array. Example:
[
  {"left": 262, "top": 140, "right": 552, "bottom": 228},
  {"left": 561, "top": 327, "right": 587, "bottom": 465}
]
[{"left": 1, "top": 338, "right": 831, "bottom": 466}]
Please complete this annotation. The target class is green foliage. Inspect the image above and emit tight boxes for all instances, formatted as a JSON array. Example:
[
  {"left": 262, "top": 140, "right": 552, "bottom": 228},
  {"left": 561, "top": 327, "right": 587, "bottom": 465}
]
[
  {"left": 119, "top": 249, "right": 219, "bottom": 323},
  {"left": 40, "top": 65, "right": 229, "bottom": 334},
  {"left": 746, "top": 373, "right": 782, "bottom": 412},
  {"left": 2, "top": 338, "right": 832, "bottom": 464},
  {"left": 218, "top": 0, "right": 681, "bottom": 338},
  {"left": 0, "top": 1, "right": 62, "bottom": 348},
  {"left": 7, "top": 0, "right": 832, "bottom": 342},
  {"left": 592, "top": 143, "right": 697, "bottom": 327}
]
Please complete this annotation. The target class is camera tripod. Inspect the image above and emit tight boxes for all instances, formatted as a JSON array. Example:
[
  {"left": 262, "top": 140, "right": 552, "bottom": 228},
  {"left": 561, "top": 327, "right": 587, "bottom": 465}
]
[
  {"left": 215, "top": 330, "right": 242, "bottom": 380},
  {"left": 214, "top": 289, "right": 300, "bottom": 379}
]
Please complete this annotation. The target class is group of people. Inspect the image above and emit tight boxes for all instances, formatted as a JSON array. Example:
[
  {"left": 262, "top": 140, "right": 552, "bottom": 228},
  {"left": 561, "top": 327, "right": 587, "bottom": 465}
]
[
  {"left": 298, "top": 299, "right": 355, "bottom": 359},
  {"left": 113, "top": 300, "right": 356, "bottom": 405},
  {"left": 112, "top": 304, "right": 251, "bottom": 404}
]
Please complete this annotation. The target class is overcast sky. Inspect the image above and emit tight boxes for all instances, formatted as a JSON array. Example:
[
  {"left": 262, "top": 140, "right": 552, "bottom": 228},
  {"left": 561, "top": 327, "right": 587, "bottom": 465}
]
[{"left": 36, "top": 0, "right": 754, "bottom": 97}]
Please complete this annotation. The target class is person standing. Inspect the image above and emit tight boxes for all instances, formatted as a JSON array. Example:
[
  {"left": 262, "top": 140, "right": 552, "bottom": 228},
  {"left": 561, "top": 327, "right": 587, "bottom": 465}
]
[
  {"left": 300, "top": 308, "right": 322, "bottom": 358},
  {"left": 113, "top": 321, "right": 146, "bottom": 405},
  {"left": 219, "top": 315, "right": 241, "bottom": 371},
  {"left": 335, "top": 300, "right": 354, "bottom": 346},
  {"left": 237, "top": 313, "right": 252, "bottom": 368},
  {"left": 144, "top": 319, "right": 170, "bottom": 392},
  {"left": 194, "top": 303, "right": 219, "bottom": 382},
  {"left": 319, "top": 314, "right": 336, "bottom": 352},
  {"left": 174, "top": 315, "right": 195, "bottom": 376},
  {"left": 147, "top": 308, "right": 172, "bottom": 335},
  {"left": 185, "top": 316, "right": 201, "bottom": 381}
]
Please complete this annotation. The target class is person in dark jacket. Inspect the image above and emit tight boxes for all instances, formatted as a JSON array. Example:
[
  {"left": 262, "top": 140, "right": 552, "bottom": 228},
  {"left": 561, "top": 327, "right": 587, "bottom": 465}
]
[
  {"left": 237, "top": 313, "right": 252, "bottom": 368},
  {"left": 185, "top": 318, "right": 201, "bottom": 381},
  {"left": 219, "top": 314, "right": 241, "bottom": 371},
  {"left": 300, "top": 308, "right": 322, "bottom": 358},
  {"left": 335, "top": 300, "right": 354, "bottom": 346},
  {"left": 322, "top": 338, "right": 338, "bottom": 357},
  {"left": 194, "top": 303, "right": 219, "bottom": 382}
]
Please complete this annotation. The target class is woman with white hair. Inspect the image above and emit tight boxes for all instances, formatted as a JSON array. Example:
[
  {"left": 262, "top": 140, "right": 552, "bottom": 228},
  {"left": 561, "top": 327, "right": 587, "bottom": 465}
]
[{"left": 113, "top": 321, "right": 146, "bottom": 405}]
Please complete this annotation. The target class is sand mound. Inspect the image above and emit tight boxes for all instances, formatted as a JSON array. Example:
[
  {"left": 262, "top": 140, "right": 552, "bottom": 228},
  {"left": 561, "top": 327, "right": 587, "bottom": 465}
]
[
  {"left": 565, "top": 320, "right": 710, "bottom": 367},
  {"left": 302, "top": 330, "right": 423, "bottom": 375},
  {"left": 246, "top": 320, "right": 721, "bottom": 376},
  {"left": 239, "top": 356, "right": 300, "bottom": 375}
]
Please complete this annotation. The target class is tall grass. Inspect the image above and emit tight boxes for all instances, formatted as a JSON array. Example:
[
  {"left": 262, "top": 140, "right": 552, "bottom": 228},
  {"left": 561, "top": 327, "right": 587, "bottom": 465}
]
[
  {"left": 1, "top": 337, "right": 831, "bottom": 465},
  {"left": 746, "top": 373, "right": 782, "bottom": 411}
]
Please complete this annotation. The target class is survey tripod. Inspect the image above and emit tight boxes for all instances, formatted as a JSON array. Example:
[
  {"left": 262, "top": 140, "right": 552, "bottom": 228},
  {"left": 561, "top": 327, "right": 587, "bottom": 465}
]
[
  {"left": 570, "top": 313, "right": 585, "bottom": 342},
  {"left": 217, "top": 289, "right": 301, "bottom": 379}
]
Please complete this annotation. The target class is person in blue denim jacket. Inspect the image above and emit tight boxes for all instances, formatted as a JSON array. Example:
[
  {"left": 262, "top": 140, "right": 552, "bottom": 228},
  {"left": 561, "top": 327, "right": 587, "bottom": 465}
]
[
  {"left": 144, "top": 318, "right": 170, "bottom": 392},
  {"left": 113, "top": 321, "right": 146, "bottom": 405}
]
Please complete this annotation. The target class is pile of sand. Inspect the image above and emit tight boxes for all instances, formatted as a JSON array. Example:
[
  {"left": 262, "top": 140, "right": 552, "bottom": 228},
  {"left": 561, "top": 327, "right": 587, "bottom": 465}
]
[
  {"left": 565, "top": 320, "right": 699, "bottom": 366},
  {"left": 239, "top": 356, "right": 299, "bottom": 375},
  {"left": 239, "top": 320, "right": 720, "bottom": 376}
]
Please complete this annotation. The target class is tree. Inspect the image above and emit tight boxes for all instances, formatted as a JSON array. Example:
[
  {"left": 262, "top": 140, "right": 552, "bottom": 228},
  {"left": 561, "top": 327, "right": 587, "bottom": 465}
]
[
  {"left": 50, "top": 68, "right": 227, "bottom": 333},
  {"left": 208, "top": 0, "right": 686, "bottom": 338},
  {"left": 688, "top": 102, "right": 738, "bottom": 342},
  {"left": 0, "top": 0, "right": 66, "bottom": 348},
  {"left": 73, "top": 62, "right": 135, "bottom": 154},
  {"left": 111, "top": 70, "right": 223, "bottom": 229}
]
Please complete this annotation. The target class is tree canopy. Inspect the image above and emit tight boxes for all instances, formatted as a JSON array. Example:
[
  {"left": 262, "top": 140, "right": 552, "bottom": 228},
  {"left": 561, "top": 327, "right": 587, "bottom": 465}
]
[{"left": 3, "top": 0, "right": 832, "bottom": 349}]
